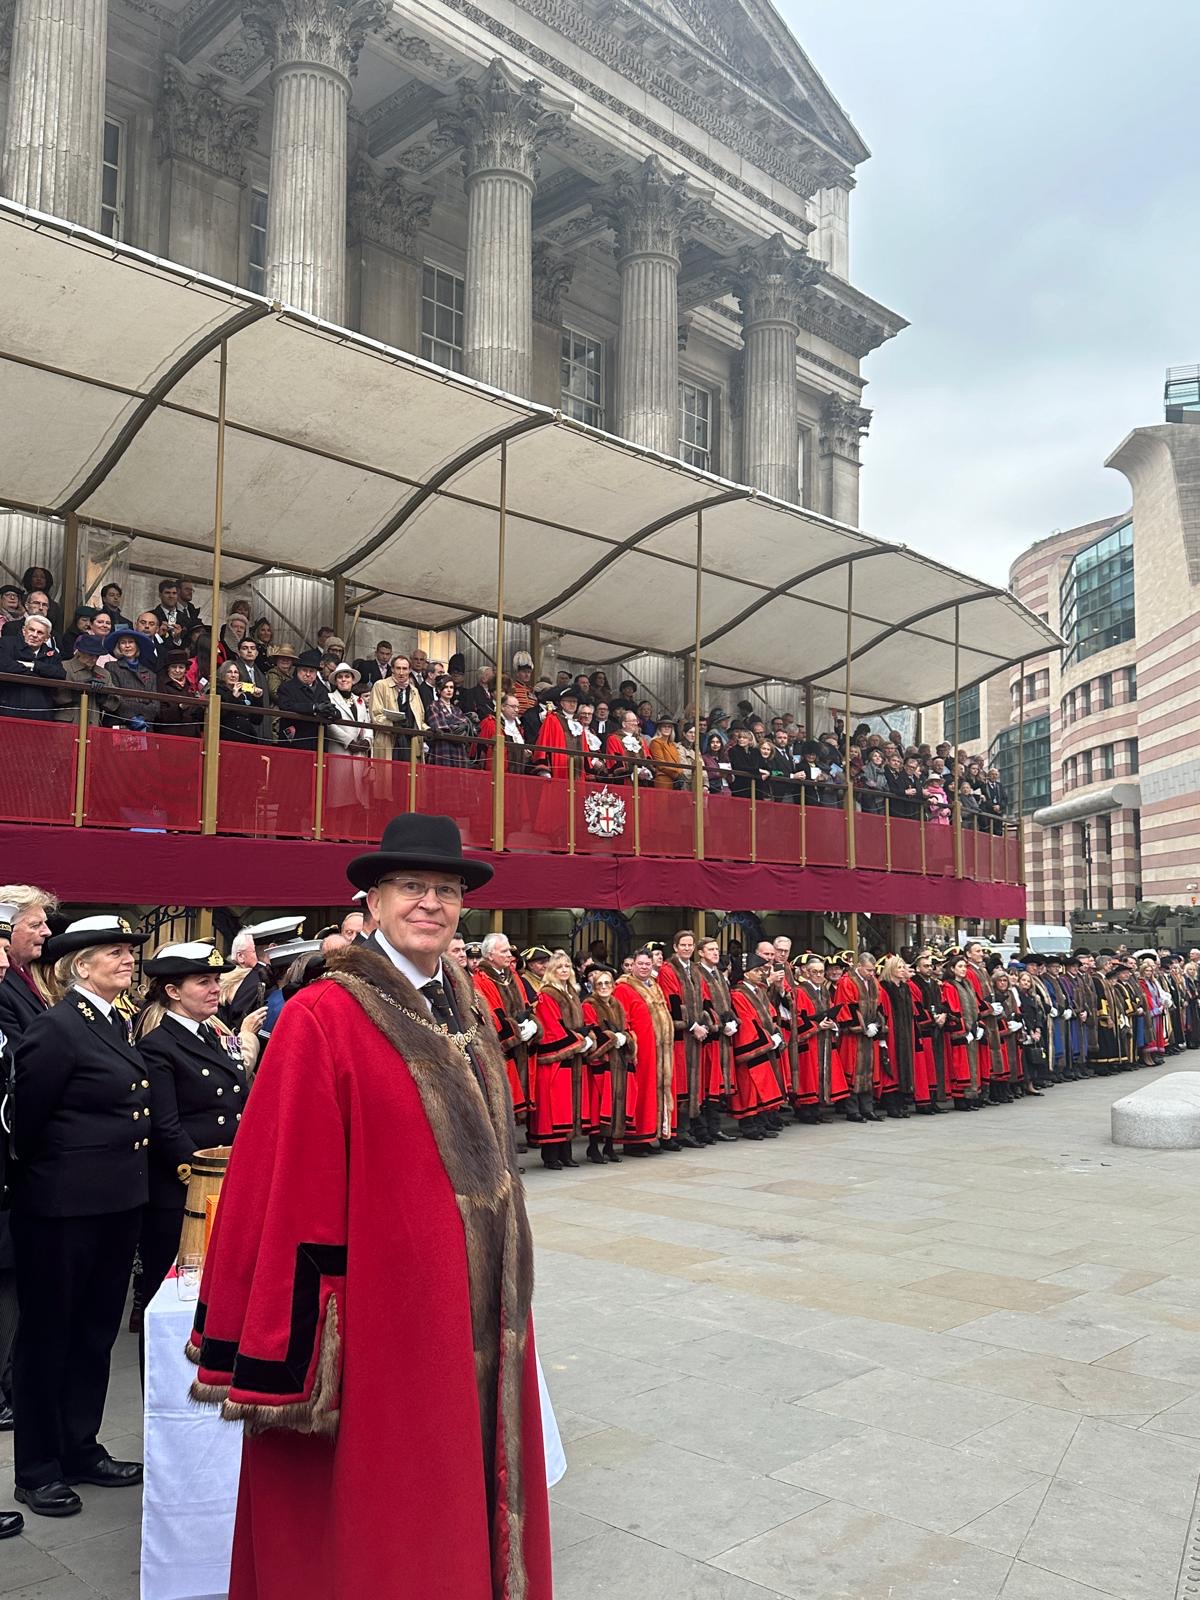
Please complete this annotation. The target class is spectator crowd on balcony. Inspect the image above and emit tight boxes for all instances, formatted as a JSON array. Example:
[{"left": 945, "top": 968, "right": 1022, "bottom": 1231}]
[{"left": 0, "top": 568, "right": 1008, "bottom": 829}]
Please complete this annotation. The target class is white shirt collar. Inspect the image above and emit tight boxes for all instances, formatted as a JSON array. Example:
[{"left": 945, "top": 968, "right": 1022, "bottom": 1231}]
[
  {"left": 72, "top": 982, "right": 113, "bottom": 1018},
  {"left": 373, "top": 930, "right": 444, "bottom": 1013},
  {"left": 170, "top": 1012, "right": 203, "bottom": 1036}
]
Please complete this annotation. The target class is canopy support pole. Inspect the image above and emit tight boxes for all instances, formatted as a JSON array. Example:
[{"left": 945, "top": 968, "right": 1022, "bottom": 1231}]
[
  {"left": 803, "top": 682, "right": 815, "bottom": 740},
  {"left": 1016, "top": 660, "right": 1028, "bottom": 952},
  {"left": 952, "top": 605, "right": 963, "bottom": 880},
  {"left": 693, "top": 507, "right": 705, "bottom": 863},
  {"left": 197, "top": 339, "right": 229, "bottom": 941},
  {"left": 844, "top": 564, "right": 857, "bottom": 955},
  {"left": 62, "top": 511, "right": 80, "bottom": 627},
  {"left": 491, "top": 439, "right": 508, "bottom": 855},
  {"left": 529, "top": 620, "right": 541, "bottom": 680},
  {"left": 332, "top": 575, "right": 347, "bottom": 642}
]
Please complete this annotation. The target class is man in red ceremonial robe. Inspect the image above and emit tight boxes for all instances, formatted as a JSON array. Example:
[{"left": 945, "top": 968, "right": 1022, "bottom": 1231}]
[
  {"left": 730, "top": 951, "right": 786, "bottom": 1139},
  {"left": 795, "top": 953, "right": 850, "bottom": 1118},
  {"left": 536, "top": 684, "right": 581, "bottom": 779},
  {"left": 605, "top": 709, "right": 655, "bottom": 784},
  {"left": 833, "top": 950, "right": 885, "bottom": 1122},
  {"left": 473, "top": 929, "right": 539, "bottom": 1119},
  {"left": 656, "top": 929, "right": 711, "bottom": 1149},
  {"left": 615, "top": 950, "right": 673, "bottom": 1153},
  {"left": 697, "top": 938, "right": 739, "bottom": 1143},
  {"left": 187, "top": 815, "right": 552, "bottom": 1600}
]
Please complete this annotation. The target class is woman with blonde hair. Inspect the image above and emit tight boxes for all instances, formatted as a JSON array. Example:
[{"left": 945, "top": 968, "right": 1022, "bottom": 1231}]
[{"left": 530, "top": 950, "right": 593, "bottom": 1170}]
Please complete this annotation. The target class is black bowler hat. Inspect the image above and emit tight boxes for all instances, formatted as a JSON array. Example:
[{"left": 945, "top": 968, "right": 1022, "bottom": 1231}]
[
  {"left": 296, "top": 648, "right": 323, "bottom": 669},
  {"left": 346, "top": 813, "right": 494, "bottom": 893}
]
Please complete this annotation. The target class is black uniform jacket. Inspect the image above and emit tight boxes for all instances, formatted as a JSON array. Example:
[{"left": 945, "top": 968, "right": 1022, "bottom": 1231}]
[
  {"left": 139, "top": 1014, "right": 248, "bottom": 1209},
  {"left": 0, "top": 968, "right": 47, "bottom": 1039},
  {"left": 11, "top": 992, "right": 150, "bottom": 1218}
]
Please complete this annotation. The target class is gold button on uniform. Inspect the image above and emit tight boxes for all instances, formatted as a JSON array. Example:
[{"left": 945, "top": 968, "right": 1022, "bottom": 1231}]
[
  {"left": 201, "top": 1068, "right": 210, "bottom": 1077},
  {"left": 216, "top": 1087, "right": 223, "bottom": 1096},
  {"left": 141, "top": 1079, "right": 150, "bottom": 1088},
  {"left": 217, "top": 1115, "right": 225, "bottom": 1125}
]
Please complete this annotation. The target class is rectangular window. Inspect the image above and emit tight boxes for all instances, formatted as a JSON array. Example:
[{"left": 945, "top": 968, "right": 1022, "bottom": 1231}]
[
  {"left": 1081, "top": 749, "right": 1093, "bottom": 784},
  {"left": 942, "top": 682, "right": 980, "bottom": 744},
  {"left": 421, "top": 264, "right": 465, "bottom": 372},
  {"left": 1099, "top": 743, "right": 1115, "bottom": 779},
  {"left": 1126, "top": 738, "right": 1139, "bottom": 774},
  {"left": 1060, "top": 519, "right": 1135, "bottom": 666},
  {"left": 1127, "top": 663, "right": 1138, "bottom": 701},
  {"left": 1099, "top": 673, "right": 1113, "bottom": 709},
  {"left": 989, "top": 713, "right": 1050, "bottom": 814},
  {"left": 101, "top": 116, "right": 125, "bottom": 240},
  {"left": 560, "top": 327, "right": 604, "bottom": 428},
  {"left": 248, "top": 187, "right": 268, "bottom": 294},
  {"left": 1078, "top": 681, "right": 1091, "bottom": 716},
  {"left": 678, "top": 380, "right": 712, "bottom": 471}
]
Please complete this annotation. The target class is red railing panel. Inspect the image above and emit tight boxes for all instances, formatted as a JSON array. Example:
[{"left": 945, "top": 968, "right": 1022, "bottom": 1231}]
[
  {"left": 924, "top": 822, "right": 954, "bottom": 877},
  {"left": 319, "top": 753, "right": 410, "bottom": 844},
  {"left": 1005, "top": 833, "right": 1020, "bottom": 884},
  {"left": 416, "top": 762, "right": 492, "bottom": 851},
  {"left": 505, "top": 771, "right": 570, "bottom": 853},
  {"left": 890, "top": 815, "right": 924, "bottom": 875},
  {"left": 217, "top": 740, "right": 316, "bottom": 839},
  {"left": 85, "top": 726, "right": 203, "bottom": 833},
  {"left": 755, "top": 800, "right": 800, "bottom": 865},
  {"left": 0, "top": 715, "right": 77, "bottom": 825},
  {"left": 855, "top": 810, "right": 888, "bottom": 872},
  {"left": 638, "top": 783, "right": 696, "bottom": 859},
  {"left": 804, "top": 804, "right": 847, "bottom": 867},
  {"left": 703, "top": 793, "right": 750, "bottom": 861}
]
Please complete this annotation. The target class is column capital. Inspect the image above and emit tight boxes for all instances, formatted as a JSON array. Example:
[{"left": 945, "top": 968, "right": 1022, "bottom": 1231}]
[
  {"left": 819, "top": 391, "right": 872, "bottom": 461},
  {"left": 249, "top": 0, "right": 386, "bottom": 77},
  {"left": 531, "top": 240, "right": 575, "bottom": 323},
  {"left": 347, "top": 157, "right": 433, "bottom": 255},
  {"left": 731, "top": 231, "right": 823, "bottom": 327},
  {"left": 595, "top": 154, "right": 711, "bottom": 262},
  {"left": 156, "top": 60, "right": 260, "bottom": 181},
  {"left": 439, "top": 57, "right": 572, "bottom": 185}
]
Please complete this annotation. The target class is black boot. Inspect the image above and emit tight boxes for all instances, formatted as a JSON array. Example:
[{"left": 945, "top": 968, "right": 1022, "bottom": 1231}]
[
  {"left": 603, "top": 1137, "right": 621, "bottom": 1163},
  {"left": 561, "top": 1140, "right": 579, "bottom": 1167},
  {"left": 586, "top": 1137, "right": 604, "bottom": 1164},
  {"left": 741, "top": 1116, "right": 765, "bottom": 1140},
  {"left": 540, "top": 1145, "right": 563, "bottom": 1170}
]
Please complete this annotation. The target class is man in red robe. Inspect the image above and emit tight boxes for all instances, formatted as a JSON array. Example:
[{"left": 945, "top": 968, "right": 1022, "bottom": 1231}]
[
  {"left": 472, "top": 929, "right": 539, "bottom": 1120},
  {"left": 656, "top": 929, "right": 711, "bottom": 1148},
  {"left": 615, "top": 949, "right": 673, "bottom": 1153},
  {"left": 730, "top": 951, "right": 786, "bottom": 1139},
  {"left": 536, "top": 684, "right": 581, "bottom": 779},
  {"left": 833, "top": 950, "right": 885, "bottom": 1122},
  {"left": 604, "top": 709, "right": 655, "bottom": 784},
  {"left": 187, "top": 814, "right": 552, "bottom": 1600}
]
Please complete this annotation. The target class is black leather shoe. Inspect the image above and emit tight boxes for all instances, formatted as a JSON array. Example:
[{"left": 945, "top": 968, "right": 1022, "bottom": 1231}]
[
  {"left": 66, "top": 1458, "right": 143, "bottom": 1489},
  {"left": 677, "top": 1131, "right": 701, "bottom": 1149},
  {"left": 15, "top": 1481, "right": 82, "bottom": 1517},
  {"left": 0, "top": 1510, "right": 23, "bottom": 1538},
  {"left": 713, "top": 1129, "right": 738, "bottom": 1142},
  {"left": 0, "top": 1400, "right": 13, "bottom": 1432}
]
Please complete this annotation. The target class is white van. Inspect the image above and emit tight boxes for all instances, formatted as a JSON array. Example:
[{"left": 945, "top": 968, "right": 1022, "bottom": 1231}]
[{"left": 1001, "top": 923, "right": 1073, "bottom": 954}]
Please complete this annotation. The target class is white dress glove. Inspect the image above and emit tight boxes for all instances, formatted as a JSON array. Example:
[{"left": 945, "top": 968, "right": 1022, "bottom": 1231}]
[
  {"left": 518, "top": 1018, "right": 538, "bottom": 1042},
  {"left": 1049, "top": 1007, "right": 1059, "bottom": 1018},
  {"left": 724, "top": 1020, "right": 738, "bottom": 1036},
  {"left": 865, "top": 1022, "right": 879, "bottom": 1038},
  {"left": 613, "top": 1030, "right": 627, "bottom": 1049},
  {"left": 991, "top": 1001, "right": 1004, "bottom": 1016},
  {"left": 975, "top": 1026, "right": 985, "bottom": 1040},
  {"left": 1007, "top": 1019, "right": 1023, "bottom": 1033},
  {"left": 580, "top": 1033, "right": 595, "bottom": 1053},
  {"left": 771, "top": 1032, "right": 783, "bottom": 1049}
]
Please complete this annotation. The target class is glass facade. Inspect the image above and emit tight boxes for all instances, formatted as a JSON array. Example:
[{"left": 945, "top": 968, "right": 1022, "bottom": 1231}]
[
  {"left": 990, "top": 713, "right": 1050, "bottom": 814},
  {"left": 1060, "top": 520, "right": 1134, "bottom": 666},
  {"left": 942, "top": 681, "right": 980, "bottom": 744}
]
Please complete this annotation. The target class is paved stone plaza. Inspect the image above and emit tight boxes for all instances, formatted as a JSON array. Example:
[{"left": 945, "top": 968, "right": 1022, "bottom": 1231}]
[{"left": 5, "top": 1068, "right": 1200, "bottom": 1599}]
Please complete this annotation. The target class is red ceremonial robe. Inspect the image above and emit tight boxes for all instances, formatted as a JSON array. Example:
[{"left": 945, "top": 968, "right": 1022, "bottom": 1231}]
[
  {"left": 942, "top": 977, "right": 979, "bottom": 1099},
  {"left": 186, "top": 947, "right": 550, "bottom": 1600},
  {"left": 473, "top": 967, "right": 531, "bottom": 1116},
  {"left": 730, "top": 985, "right": 786, "bottom": 1119},
  {"left": 604, "top": 730, "right": 652, "bottom": 783},
  {"left": 613, "top": 981, "right": 658, "bottom": 1146},
  {"left": 908, "top": 977, "right": 937, "bottom": 1105},
  {"left": 531, "top": 984, "right": 584, "bottom": 1142},
  {"left": 536, "top": 709, "right": 578, "bottom": 780},
  {"left": 832, "top": 971, "right": 883, "bottom": 1096}
]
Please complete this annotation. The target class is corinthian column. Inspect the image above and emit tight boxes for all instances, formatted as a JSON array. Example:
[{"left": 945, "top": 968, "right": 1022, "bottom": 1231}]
[
  {"left": 439, "top": 59, "right": 571, "bottom": 396},
  {"left": 257, "top": 0, "right": 385, "bottom": 322},
  {"left": 596, "top": 156, "right": 710, "bottom": 455},
  {"left": 730, "top": 232, "right": 823, "bottom": 502},
  {"left": 819, "top": 391, "right": 872, "bottom": 527},
  {"left": 2, "top": 0, "right": 108, "bottom": 222}
]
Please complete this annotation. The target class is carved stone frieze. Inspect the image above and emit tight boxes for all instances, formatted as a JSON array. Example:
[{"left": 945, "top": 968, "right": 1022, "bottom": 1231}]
[
  {"left": 251, "top": 0, "right": 388, "bottom": 76},
  {"left": 438, "top": 57, "right": 572, "bottom": 183},
  {"left": 438, "top": 0, "right": 814, "bottom": 232},
  {"left": 799, "top": 293, "right": 894, "bottom": 359},
  {"left": 730, "top": 231, "right": 824, "bottom": 327},
  {"left": 819, "top": 391, "right": 872, "bottom": 460},
  {"left": 0, "top": 0, "right": 14, "bottom": 74},
  {"left": 378, "top": 24, "right": 460, "bottom": 78},
  {"left": 531, "top": 240, "right": 575, "bottom": 322},
  {"left": 594, "top": 154, "right": 711, "bottom": 262},
  {"left": 212, "top": 22, "right": 270, "bottom": 82},
  {"left": 347, "top": 158, "right": 433, "bottom": 255},
  {"left": 156, "top": 60, "right": 260, "bottom": 180}
]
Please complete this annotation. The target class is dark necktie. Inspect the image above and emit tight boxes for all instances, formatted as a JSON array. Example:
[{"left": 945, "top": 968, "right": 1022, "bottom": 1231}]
[
  {"left": 108, "top": 1009, "right": 128, "bottom": 1042},
  {"left": 421, "top": 980, "right": 458, "bottom": 1032},
  {"left": 200, "top": 1021, "right": 220, "bottom": 1050}
]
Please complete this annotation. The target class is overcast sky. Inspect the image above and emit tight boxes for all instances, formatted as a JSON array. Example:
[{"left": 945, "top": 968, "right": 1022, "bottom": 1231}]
[{"left": 781, "top": 0, "right": 1200, "bottom": 584}]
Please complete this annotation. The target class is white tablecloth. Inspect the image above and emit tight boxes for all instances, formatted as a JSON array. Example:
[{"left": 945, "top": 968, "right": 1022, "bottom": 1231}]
[{"left": 142, "top": 1280, "right": 566, "bottom": 1600}]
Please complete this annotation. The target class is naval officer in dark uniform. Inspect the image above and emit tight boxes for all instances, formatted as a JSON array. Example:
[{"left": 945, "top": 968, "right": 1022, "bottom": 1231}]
[
  {"left": 10, "top": 914, "right": 150, "bottom": 1518},
  {"left": 136, "top": 942, "right": 264, "bottom": 1317}
]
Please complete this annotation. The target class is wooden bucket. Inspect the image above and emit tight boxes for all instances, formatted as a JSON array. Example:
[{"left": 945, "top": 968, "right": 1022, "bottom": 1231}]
[{"left": 179, "top": 1145, "right": 232, "bottom": 1264}]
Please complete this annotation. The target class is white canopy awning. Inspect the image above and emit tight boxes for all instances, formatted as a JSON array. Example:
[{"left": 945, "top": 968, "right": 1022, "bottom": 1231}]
[{"left": 0, "top": 199, "right": 1060, "bottom": 711}]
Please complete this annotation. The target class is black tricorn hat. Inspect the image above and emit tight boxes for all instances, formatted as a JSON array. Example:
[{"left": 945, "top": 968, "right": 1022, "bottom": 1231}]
[{"left": 346, "top": 813, "right": 494, "bottom": 893}]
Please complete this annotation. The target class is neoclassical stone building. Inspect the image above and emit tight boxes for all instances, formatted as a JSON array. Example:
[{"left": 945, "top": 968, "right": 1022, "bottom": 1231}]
[{"left": 0, "top": 0, "right": 904, "bottom": 523}]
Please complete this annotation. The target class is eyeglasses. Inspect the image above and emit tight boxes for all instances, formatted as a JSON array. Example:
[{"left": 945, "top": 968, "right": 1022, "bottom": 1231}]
[{"left": 377, "top": 877, "right": 464, "bottom": 904}]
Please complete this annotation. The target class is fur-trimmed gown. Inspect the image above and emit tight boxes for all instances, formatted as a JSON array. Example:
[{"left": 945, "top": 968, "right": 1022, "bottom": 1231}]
[{"left": 186, "top": 945, "right": 552, "bottom": 1599}]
